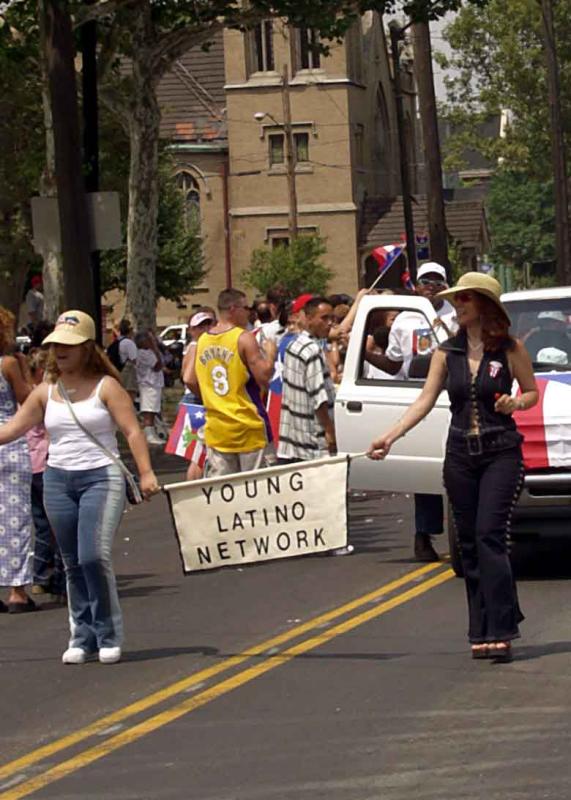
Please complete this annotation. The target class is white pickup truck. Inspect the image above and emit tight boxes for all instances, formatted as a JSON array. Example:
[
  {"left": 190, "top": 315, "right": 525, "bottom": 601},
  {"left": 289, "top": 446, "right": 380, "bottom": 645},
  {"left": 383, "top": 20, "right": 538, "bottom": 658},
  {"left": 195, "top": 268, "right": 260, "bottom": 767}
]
[{"left": 335, "top": 287, "right": 571, "bottom": 575}]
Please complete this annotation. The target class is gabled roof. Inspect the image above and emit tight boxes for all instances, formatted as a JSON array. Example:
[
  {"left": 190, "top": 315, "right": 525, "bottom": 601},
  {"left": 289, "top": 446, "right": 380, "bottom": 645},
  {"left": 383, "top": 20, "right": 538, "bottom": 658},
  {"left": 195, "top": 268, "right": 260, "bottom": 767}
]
[
  {"left": 360, "top": 194, "right": 489, "bottom": 251},
  {"left": 157, "top": 30, "right": 227, "bottom": 144}
]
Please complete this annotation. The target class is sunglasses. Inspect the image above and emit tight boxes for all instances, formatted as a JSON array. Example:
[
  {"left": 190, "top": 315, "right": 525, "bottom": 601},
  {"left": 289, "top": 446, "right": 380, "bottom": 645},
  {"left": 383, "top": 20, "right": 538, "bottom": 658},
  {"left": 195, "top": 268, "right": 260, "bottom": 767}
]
[
  {"left": 418, "top": 278, "right": 447, "bottom": 289},
  {"left": 454, "top": 291, "right": 475, "bottom": 304}
]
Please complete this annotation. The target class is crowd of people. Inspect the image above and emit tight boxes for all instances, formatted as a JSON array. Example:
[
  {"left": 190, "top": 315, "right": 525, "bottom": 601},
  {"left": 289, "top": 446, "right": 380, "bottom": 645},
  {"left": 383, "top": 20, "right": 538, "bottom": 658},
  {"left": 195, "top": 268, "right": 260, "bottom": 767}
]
[{"left": 0, "top": 262, "right": 540, "bottom": 664}]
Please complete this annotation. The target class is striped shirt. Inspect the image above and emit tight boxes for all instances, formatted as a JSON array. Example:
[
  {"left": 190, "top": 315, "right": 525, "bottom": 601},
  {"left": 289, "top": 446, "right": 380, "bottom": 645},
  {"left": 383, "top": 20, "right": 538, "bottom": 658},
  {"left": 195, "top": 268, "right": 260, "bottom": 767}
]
[{"left": 277, "top": 331, "right": 335, "bottom": 461}]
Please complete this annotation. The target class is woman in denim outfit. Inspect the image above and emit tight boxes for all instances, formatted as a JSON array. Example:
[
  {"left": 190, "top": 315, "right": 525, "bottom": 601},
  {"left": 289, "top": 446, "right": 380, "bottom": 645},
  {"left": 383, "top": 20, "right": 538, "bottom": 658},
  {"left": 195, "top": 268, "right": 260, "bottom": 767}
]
[
  {"left": 368, "top": 274, "right": 538, "bottom": 662},
  {"left": 0, "top": 311, "right": 160, "bottom": 664}
]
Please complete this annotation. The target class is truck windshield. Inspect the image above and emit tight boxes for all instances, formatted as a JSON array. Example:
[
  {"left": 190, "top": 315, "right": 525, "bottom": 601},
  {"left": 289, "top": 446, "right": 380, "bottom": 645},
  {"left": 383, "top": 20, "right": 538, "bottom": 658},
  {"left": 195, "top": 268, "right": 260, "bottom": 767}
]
[{"left": 503, "top": 297, "right": 571, "bottom": 371}]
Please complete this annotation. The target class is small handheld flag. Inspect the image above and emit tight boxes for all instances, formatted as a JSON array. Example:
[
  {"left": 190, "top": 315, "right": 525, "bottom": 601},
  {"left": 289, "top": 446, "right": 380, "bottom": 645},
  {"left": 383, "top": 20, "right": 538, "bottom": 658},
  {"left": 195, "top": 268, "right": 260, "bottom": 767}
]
[{"left": 165, "top": 402, "right": 208, "bottom": 468}]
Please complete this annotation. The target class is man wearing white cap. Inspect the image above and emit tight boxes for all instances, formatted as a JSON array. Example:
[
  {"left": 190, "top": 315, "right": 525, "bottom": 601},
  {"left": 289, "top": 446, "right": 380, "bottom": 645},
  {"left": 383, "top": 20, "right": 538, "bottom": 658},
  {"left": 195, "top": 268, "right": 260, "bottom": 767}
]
[
  {"left": 523, "top": 310, "right": 570, "bottom": 362},
  {"left": 365, "top": 262, "right": 458, "bottom": 562},
  {"left": 365, "top": 262, "right": 457, "bottom": 380}
]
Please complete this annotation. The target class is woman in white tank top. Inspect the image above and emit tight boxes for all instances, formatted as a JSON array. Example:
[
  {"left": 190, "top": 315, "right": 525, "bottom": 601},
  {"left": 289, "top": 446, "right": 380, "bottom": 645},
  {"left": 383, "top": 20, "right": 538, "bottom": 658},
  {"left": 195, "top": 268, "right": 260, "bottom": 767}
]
[{"left": 0, "top": 310, "right": 160, "bottom": 665}]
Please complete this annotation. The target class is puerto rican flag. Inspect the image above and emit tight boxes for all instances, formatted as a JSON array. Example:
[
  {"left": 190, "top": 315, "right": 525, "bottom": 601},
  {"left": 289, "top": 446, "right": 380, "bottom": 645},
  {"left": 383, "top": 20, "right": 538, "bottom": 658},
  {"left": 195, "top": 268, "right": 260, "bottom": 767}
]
[
  {"left": 165, "top": 402, "right": 208, "bottom": 467},
  {"left": 514, "top": 373, "right": 571, "bottom": 469},
  {"left": 266, "top": 332, "right": 297, "bottom": 443},
  {"left": 371, "top": 243, "right": 405, "bottom": 278}
]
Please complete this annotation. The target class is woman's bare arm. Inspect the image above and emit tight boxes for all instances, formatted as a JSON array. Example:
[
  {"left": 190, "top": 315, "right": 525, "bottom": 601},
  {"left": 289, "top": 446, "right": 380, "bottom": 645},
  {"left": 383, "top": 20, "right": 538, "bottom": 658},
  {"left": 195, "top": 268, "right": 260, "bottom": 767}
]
[
  {"left": 100, "top": 377, "right": 160, "bottom": 498},
  {"left": 0, "top": 384, "right": 46, "bottom": 444},
  {"left": 2, "top": 355, "right": 32, "bottom": 405}
]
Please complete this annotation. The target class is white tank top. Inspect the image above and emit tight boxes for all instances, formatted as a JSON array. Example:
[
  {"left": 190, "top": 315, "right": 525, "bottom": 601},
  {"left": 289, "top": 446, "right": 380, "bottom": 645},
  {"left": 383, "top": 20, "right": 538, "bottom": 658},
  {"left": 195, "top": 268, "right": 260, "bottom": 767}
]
[{"left": 45, "top": 378, "right": 120, "bottom": 470}]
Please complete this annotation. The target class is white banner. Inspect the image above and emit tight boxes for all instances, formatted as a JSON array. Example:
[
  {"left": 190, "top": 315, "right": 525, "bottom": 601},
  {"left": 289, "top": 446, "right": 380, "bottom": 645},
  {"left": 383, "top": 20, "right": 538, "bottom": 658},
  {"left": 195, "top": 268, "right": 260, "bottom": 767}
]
[{"left": 164, "top": 456, "right": 349, "bottom": 573}]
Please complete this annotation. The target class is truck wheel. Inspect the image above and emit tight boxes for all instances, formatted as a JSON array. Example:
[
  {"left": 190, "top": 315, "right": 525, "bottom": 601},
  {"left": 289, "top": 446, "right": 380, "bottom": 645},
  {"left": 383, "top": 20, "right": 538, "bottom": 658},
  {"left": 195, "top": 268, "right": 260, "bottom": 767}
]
[{"left": 446, "top": 502, "right": 464, "bottom": 578}]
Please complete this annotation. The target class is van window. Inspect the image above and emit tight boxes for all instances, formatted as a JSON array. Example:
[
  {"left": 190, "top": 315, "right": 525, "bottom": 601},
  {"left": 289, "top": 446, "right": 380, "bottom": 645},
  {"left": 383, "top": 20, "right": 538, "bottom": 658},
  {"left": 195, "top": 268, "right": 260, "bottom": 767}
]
[
  {"left": 504, "top": 298, "right": 571, "bottom": 370},
  {"left": 358, "top": 306, "right": 445, "bottom": 384}
]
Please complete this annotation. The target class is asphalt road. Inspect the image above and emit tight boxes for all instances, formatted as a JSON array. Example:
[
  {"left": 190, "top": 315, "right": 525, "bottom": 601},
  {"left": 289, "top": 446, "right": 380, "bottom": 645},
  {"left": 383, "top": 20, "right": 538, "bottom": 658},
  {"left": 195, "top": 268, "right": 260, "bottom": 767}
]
[{"left": 1, "top": 458, "right": 571, "bottom": 800}]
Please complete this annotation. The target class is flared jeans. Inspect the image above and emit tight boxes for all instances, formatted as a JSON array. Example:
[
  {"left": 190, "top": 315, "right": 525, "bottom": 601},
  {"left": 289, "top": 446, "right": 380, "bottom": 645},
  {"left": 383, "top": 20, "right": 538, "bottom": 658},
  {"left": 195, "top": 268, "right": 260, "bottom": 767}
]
[
  {"left": 443, "top": 443, "right": 525, "bottom": 644},
  {"left": 44, "top": 464, "right": 125, "bottom": 651}
]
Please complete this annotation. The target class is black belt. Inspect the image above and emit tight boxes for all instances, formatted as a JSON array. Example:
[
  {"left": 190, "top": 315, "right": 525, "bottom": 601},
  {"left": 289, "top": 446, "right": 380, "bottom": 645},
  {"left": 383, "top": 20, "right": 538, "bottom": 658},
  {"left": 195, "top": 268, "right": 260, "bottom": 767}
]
[{"left": 448, "top": 428, "right": 521, "bottom": 456}]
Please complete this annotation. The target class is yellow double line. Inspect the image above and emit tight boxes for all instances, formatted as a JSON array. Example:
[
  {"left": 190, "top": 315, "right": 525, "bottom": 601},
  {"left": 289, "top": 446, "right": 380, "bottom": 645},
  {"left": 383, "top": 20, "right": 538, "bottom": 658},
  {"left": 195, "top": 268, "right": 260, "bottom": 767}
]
[{"left": 0, "top": 562, "right": 453, "bottom": 799}]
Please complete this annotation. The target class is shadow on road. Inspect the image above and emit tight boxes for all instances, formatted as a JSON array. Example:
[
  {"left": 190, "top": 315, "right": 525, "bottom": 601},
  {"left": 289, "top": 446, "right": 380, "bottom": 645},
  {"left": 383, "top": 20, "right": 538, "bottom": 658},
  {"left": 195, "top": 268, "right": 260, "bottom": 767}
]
[
  {"left": 125, "top": 645, "right": 220, "bottom": 662},
  {"left": 512, "top": 541, "right": 571, "bottom": 580},
  {"left": 516, "top": 640, "right": 571, "bottom": 661}
]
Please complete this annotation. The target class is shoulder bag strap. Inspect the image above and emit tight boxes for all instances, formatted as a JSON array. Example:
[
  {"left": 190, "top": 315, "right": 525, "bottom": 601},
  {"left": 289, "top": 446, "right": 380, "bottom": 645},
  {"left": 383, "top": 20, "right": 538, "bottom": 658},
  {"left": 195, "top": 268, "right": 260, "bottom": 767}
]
[{"left": 57, "top": 380, "right": 143, "bottom": 503}]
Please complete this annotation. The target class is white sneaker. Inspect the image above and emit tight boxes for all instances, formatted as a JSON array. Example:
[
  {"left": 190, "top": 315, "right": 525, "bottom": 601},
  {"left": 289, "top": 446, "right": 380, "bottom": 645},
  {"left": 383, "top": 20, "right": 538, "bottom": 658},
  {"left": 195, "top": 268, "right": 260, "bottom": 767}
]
[
  {"left": 330, "top": 545, "right": 355, "bottom": 556},
  {"left": 62, "top": 647, "right": 88, "bottom": 665},
  {"left": 99, "top": 646, "right": 122, "bottom": 664},
  {"left": 144, "top": 427, "right": 163, "bottom": 446}
]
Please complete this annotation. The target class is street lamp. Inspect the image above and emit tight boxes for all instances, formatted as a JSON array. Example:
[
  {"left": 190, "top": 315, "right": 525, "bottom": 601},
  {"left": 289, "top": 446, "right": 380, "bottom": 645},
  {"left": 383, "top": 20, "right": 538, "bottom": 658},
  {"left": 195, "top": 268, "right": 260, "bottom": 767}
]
[{"left": 253, "top": 64, "right": 298, "bottom": 242}]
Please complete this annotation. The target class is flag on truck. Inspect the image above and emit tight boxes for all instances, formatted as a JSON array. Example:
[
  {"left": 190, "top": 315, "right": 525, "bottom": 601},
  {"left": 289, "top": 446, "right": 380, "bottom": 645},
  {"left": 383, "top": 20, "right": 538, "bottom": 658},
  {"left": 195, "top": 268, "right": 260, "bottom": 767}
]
[
  {"left": 514, "top": 373, "right": 571, "bottom": 469},
  {"left": 165, "top": 402, "right": 208, "bottom": 467}
]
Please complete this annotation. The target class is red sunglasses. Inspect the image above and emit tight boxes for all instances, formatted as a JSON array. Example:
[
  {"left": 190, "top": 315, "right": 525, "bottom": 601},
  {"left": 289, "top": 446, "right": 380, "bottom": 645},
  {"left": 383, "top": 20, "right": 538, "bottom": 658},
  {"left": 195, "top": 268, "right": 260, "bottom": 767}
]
[{"left": 455, "top": 291, "right": 474, "bottom": 303}]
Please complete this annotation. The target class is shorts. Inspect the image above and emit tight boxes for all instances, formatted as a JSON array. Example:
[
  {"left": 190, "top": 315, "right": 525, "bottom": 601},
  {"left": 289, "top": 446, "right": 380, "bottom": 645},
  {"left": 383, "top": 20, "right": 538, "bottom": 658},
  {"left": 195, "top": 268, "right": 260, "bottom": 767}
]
[
  {"left": 120, "top": 361, "right": 138, "bottom": 393},
  {"left": 139, "top": 385, "right": 162, "bottom": 414},
  {"left": 206, "top": 447, "right": 265, "bottom": 477}
]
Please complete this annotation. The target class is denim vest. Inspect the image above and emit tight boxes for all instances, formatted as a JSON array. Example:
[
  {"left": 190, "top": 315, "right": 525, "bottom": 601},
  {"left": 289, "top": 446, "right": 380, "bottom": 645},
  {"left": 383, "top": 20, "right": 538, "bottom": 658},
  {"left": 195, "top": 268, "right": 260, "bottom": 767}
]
[{"left": 441, "top": 330, "right": 522, "bottom": 453}]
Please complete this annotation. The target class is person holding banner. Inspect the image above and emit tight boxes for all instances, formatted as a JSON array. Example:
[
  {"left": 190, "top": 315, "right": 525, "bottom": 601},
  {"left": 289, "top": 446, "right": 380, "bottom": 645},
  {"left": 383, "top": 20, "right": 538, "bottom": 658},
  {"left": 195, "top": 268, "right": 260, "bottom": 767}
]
[
  {"left": 277, "top": 297, "right": 353, "bottom": 556},
  {"left": 364, "top": 262, "right": 457, "bottom": 563},
  {"left": 367, "top": 273, "right": 538, "bottom": 662},
  {"left": 0, "top": 311, "right": 160, "bottom": 664},
  {"left": 187, "top": 289, "right": 275, "bottom": 476}
]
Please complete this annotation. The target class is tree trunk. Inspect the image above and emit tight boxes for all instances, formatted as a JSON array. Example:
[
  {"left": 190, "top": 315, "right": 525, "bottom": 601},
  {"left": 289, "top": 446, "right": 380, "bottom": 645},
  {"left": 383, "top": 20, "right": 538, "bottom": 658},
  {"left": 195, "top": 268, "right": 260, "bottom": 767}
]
[
  {"left": 540, "top": 0, "right": 571, "bottom": 285},
  {"left": 413, "top": 21, "right": 449, "bottom": 278},
  {"left": 124, "top": 11, "right": 160, "bottom": 330},
  {"left": 39, "top": 22, "right": 65, "bottom": 321},
  {"left": 40, "top": 0, "right": 96, "bottom": 317}
]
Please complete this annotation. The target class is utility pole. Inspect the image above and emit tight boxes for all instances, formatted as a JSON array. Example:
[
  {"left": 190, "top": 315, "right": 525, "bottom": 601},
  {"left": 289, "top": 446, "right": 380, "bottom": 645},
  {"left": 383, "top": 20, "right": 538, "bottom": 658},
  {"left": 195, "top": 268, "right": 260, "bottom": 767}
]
[
  {"left": 81, "top": 0, "right": 102, "bottom": 342},
  {"left": 413, "top": 20, "right": 449, "bottom": 280},
  {"left": 540, "top": 0, "right": 570, "bottom": 285},
  {"left": 389, "top": 22, "right": 417, "bottom": 282},
  {"left": 40, "top": 0, "right": 96, "bottom": 318},
  {"left": 281, "top": 64, "right": 298, "bottom": 243}
]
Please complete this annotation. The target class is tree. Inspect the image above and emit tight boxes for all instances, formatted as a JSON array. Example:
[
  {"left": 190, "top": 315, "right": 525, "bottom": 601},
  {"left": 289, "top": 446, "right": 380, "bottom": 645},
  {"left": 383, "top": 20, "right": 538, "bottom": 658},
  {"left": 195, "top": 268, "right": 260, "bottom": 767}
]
[
  {"left": 0, "top": 4, "right": 44, "bottom": 317},
  {"left": 242, "top": 235, "right": 332, "bottom": 296},
  {"left": 438, "top": 0, "right": 571, "bottom": 284},
  {"left": 438, "top": 0, "right": 571, "bottom": 178},
  {"left": 101, "top": 149, "right": 206, "bottom": 304},
  {"left": 487, "top": 171, "right": 555, "bottom": 277}
]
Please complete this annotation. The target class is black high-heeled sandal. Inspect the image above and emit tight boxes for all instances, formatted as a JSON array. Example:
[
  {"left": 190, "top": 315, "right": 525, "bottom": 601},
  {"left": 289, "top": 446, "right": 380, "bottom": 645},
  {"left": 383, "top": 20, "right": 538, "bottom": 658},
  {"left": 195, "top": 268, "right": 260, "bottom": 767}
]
[
  {"left": 471, "top": 644, "right": 490, "bottom": 660},
  {"left": 489, "top": 643, "right": 513, "bottom": 663}
]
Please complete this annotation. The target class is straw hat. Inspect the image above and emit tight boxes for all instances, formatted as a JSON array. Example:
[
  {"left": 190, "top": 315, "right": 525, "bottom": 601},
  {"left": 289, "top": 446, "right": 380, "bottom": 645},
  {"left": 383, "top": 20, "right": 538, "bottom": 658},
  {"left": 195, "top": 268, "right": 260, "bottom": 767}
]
[
  {"left": 42, "top": 310, "right": 96, "bottom": 346},
  {"left": 436, "top": 272, "right": 510, "bottom": 321}
]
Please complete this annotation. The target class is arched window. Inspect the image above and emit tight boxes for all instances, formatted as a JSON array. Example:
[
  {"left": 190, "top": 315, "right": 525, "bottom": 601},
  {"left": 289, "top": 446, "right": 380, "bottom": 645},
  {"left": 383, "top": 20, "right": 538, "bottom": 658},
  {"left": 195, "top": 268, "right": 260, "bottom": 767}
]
[{"left": 176, "top": 171, "right": 201, "bottom": 232}]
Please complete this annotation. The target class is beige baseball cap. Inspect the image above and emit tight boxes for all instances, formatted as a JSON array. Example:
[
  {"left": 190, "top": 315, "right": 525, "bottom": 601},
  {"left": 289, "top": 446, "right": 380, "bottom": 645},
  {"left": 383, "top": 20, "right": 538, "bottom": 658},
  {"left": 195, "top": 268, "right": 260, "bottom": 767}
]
[{"left": 42, "top": 310, "right": 96, "bottom": 346}]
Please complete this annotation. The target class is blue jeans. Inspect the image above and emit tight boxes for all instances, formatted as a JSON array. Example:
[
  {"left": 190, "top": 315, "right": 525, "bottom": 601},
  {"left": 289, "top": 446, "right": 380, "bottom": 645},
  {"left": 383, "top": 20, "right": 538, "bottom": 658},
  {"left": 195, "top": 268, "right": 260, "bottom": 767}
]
[
  {"left": 31, "top": 473, "right": 65, "bottom": 595},
  {"left": 43, "top": 465, "right": 126, "bottom": 651},
  {"left": 414, "top": 493, "right": 444, "bottom": 536}
]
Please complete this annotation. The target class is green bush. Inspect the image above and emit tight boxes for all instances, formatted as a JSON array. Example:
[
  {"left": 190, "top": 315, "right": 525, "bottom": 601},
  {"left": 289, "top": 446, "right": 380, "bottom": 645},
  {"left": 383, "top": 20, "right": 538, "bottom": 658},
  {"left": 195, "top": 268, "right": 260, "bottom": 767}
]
[{"left": 241, "top": 234, "right": 332, "bottom": 296}]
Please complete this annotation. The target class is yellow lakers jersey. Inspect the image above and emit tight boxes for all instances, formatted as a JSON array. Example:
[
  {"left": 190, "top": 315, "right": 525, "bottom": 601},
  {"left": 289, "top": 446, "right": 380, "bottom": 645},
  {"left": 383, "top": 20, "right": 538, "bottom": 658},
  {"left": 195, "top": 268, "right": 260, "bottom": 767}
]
[{"left": 195, "top": 327, "right": 270, "bottom": 452}]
